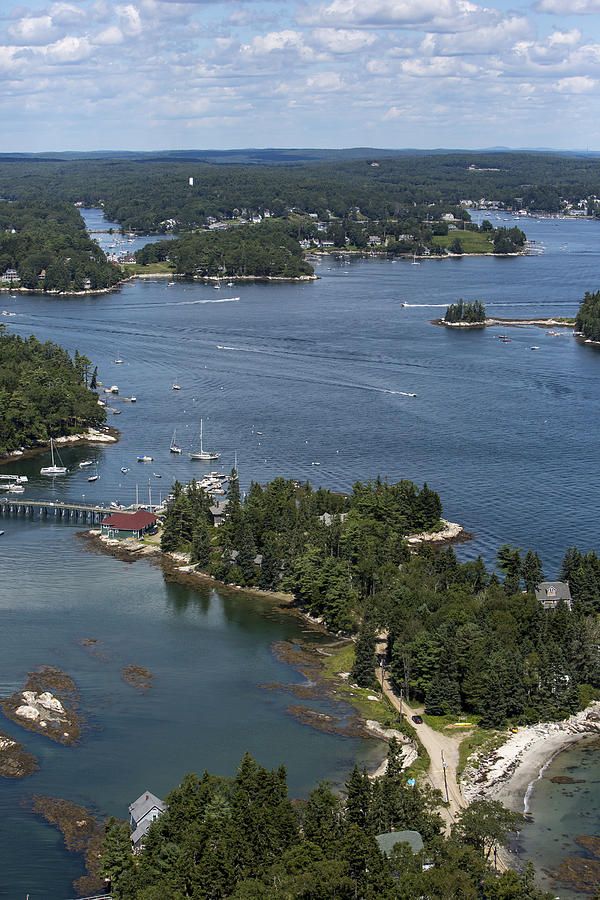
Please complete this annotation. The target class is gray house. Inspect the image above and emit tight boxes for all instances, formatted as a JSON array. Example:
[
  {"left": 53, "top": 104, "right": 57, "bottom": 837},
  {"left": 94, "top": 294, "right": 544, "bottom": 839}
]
[
  {"left": 129, "top": 791, "right": 165, "bottom": 851},
  {"left": 376, "top": 830, "right": 424, "bottom": 857},
  {"left": 535, "top": 581, "right": 573, "bottom": 611}
]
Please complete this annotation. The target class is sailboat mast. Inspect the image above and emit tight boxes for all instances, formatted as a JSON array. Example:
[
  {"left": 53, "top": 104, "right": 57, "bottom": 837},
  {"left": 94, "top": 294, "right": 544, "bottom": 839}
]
[{"left": 200, "top": 419, "right": 203, "bottom": 454}]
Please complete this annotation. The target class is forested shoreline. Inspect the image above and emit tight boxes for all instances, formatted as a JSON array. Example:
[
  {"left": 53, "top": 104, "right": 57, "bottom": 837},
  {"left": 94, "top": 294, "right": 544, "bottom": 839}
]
[
  {"left": 0, "top": 327, "right": 104, "bottom": 452},
  {"left": 99, "top": 748, "right": 551, "bottom": 900},
  {"left": 0, "top": 200, "right": 121, "bottom": 292}
]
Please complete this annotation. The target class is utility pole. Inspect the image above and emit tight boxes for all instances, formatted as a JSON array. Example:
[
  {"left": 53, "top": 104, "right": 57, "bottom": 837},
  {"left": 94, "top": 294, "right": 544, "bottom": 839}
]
[
  {"left": 136, "top": 483, "right": 139, "bottom": 508},
  {"left": 441, "top": 750, "right": 449, "bottom": 803},
  {"left": 148, "top": 478, "right": 152, "bottom": 511}
]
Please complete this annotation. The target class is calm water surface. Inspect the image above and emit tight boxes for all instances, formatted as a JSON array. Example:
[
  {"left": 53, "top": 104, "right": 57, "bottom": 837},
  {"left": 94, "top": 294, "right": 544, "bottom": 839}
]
[{"left": 1, "top": 210, "right": 600, "bottom": 897}]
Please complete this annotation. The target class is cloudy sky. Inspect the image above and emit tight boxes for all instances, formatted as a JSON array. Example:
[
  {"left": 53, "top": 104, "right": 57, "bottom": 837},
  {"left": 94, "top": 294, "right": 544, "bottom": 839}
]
[{"left": 1, "top": 0, "right": 599, "bottom": 151}]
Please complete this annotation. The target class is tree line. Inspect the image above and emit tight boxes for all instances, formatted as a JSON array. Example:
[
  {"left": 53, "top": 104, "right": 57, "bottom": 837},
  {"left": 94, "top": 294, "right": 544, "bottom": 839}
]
[
  {"left": 160, "top": 474, "right": 442, "bottom": 633},
  {"left": 444, "top": 299, "right": 487, "bottom": 323},
  {"left": 575, "top": 289, "right": 600, "bottom": 341},
  {"left": 135, "top": 220, "right": 314, "bottom": 278},
  {"left": 100, "top": 746, "right": 551, "bottom": 900},
  {"left": 0, "top": 199, "right": 121, "bottom": 292},
  {"left": 0, "top": 327, "right": 105, "bottom": 452}
]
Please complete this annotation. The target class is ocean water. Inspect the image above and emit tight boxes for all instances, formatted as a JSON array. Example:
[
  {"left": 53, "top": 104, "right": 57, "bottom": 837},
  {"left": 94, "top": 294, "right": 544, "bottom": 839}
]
[{"left": 1, "top": 209, "right": 600, "bottom": 896}]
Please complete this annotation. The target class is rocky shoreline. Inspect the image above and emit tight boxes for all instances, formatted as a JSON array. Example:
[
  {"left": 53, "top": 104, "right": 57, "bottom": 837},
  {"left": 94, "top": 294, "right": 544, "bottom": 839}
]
[
  {"left": 462, "top": 703, "right": 600, "bottom": 814},
  {"left": 433, "top": 316, "right": 575, "bottom": 330},
  {"left": 0, "top": 425, "right": 119, "bottom": 467},
  {"left": 0, "top": 731, "right": 39, "bottom": 778}
]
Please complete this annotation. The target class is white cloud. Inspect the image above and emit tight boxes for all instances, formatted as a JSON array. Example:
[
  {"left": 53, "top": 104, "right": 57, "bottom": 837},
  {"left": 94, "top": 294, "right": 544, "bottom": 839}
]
[
  {"left": 7, "top": 15, "right": 60, "bottom": 46},
  {"left": 242, "top": 29, "right": 318, "bottom": 60},
  {"left": 94, "top": 25, "right": 125, "bottom": 44},
  {"left": 312, "top": 27, "right": 376, "bottom": 53},
  {"left": 536, "top": 0, "right": 600, "bottom": 12},
  {"left": 402, "top": 55, "right": 478, "bottom": 76},
  {"left": 49, "top": 3, "right": 87, "bottom": 27},
  {"left": 117, "top": 4, "right": 144, "bottom": 35},
  {"left": 43, "top": 35, "right": 91, "bottom": 62},
  {"left": 420, "top": 16, "right": 531, "bottom": 56},
  {"left": 301, "top": 0, "right": 456, "bottom": 27},
  {"left": 556, "top": 75, "right": 596, "bottom": 92}
]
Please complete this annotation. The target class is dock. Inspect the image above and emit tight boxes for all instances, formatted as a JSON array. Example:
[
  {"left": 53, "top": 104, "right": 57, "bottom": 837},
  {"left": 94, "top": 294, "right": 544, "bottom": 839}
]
[{"left": 0, "top": 499, "right": 162, "bottom": 524}]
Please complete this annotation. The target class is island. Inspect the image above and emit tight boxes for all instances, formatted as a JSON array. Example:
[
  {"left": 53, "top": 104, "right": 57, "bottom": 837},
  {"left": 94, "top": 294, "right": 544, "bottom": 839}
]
[{"left": 0, "top": 327, "right": 105, "bottom": 455}]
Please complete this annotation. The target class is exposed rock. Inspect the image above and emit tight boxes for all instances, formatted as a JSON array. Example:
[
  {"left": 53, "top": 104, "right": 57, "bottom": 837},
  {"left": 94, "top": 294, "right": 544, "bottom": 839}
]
[
  {"left": 0, "top": 730, "right": 39, "bottom": 778},
  {"left": 121, "top": 665, "right": 153, "bottom": 692},
  {"left": 1, "top": 666, "right": 83, "bottom": 745}
]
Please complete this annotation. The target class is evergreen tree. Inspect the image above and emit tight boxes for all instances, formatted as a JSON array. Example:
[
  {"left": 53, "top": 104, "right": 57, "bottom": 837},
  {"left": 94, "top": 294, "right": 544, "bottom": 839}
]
[
  {"left": 522, "top": 549, "right": 544, "bottom": 594},
  {"left": 350, "top": 621, "right": 377, "bottom": 688},
  {"left": 190, "top": 523, "right": 212, "bottom": 568}
]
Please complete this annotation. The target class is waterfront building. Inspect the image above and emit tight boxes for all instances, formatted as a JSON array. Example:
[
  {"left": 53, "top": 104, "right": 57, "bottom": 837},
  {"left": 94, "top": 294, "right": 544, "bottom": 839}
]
[
  {"left": 129, "top": 791, "right": 165, "bottom": 851},
  {"left": 535, "top": 581, "right": 573, "bottom": 611},
  {"left": 101, "top": 510, "right": 159, "bottom": 539}
]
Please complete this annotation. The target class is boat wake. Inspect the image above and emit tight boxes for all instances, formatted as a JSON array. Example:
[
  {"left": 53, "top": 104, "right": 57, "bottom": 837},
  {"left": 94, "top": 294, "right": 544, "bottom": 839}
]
[
  {"left": 216, "top": 345, "right": 261, "bottom": 352},
  {"left": 169, "top": 297, "right": 240, "bottom": 306}
]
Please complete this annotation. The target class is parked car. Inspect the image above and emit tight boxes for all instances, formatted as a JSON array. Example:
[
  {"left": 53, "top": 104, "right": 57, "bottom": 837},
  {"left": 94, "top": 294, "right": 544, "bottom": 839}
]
[{"left": 411, "top": 715, "right": 423, "bottom": 724}]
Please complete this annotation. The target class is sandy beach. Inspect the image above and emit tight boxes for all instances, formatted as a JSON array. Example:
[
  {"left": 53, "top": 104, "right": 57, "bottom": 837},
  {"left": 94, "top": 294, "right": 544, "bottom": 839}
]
[{"left": 462, "top": 703, "right": 600, "bottom": 813}]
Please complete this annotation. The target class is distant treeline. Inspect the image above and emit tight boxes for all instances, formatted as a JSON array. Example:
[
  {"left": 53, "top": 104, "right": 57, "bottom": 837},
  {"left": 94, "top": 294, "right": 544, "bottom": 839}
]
[
  {"left": 0, "top": 328, "right": 105, "bottom": 452},
  {"left": 0, "top": 152, "right": 598, "bottom": 232},
  {"left": 575, "top": 290, "right": 600, "bottom": 341},
  {"left": 0, "top": 200, "right": 120, "bottom": 291}
]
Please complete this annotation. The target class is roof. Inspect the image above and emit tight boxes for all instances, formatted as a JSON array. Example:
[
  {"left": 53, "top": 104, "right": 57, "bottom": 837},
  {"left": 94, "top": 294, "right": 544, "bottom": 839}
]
[
  {"left": 102, "top": 510, "right": 159, "bottom": 529},
  {"left": 376, "top": 830, "right": 424, "bottom": 856},
  {"left": 129, "top": 791, "right": 165, "bottom": 825},
  {"left": 534, "top": 581, "right": 572, "bottom": 602}
]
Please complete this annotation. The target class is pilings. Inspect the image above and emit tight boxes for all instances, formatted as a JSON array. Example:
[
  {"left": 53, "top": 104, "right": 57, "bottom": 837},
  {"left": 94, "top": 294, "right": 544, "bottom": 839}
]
[{"left": 0, "top": 499, "right": 111, "bottom": 525}]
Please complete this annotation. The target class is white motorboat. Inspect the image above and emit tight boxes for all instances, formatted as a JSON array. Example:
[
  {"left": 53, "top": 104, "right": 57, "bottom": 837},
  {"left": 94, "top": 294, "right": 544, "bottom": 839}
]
[
  {"left": 189, "top": 419, "right": 220, "bottom": 461},
  {"left": 79, "top": 459, "right": 94, "bottom": 468},
  {"left": 7, "top": 483, "right": 25, "bottom": 493},
  {"left": 40, "top": 438, "right": 67, "bottom": 475},
  {"left": 137, "top": 455, "right": 153, "bottom": 462}
]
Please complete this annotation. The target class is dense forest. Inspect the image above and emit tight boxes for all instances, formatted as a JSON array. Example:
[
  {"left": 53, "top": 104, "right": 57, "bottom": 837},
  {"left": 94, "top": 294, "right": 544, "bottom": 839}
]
[
  {"left": 0, "top": 200, "right": 121, "bottom": 291},
  {"left": 0, "top": 152, "right": 597, "bottom": 233},
  {"left": 100, "top": 748, "right": 551, "bottom": 900},
  {"left": 160, "top": 474, "right": 442, "bottom": 632},
  {"left": 444, "top": 299, "right": 487, "bottom": 323},
  {"left": 160, "top": 473, "right": 600, "bottom": 729},
  {"left": 575, "top": 290, "right": 600, "bottom": 341},
  {"left": 0, "top": 327, "right": 104, "bottom": 452},
  {"left": 135, "top": 221, "right": 314, "bottom": 278}
]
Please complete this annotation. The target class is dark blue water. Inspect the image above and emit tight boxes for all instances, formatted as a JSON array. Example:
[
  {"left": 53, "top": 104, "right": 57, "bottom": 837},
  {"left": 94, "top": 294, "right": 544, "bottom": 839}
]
[{"left": 2, "top": 209, "right": 600, "bottom": 897}]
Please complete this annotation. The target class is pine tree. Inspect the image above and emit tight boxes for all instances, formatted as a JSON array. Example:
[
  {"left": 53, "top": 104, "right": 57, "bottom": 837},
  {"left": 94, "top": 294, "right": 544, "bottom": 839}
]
[
  {"left": 350, "top": 621, "right": 376, "bottom": 688},
  {"left": 190, "top": 524, "right": 211, "bottom": 568}
]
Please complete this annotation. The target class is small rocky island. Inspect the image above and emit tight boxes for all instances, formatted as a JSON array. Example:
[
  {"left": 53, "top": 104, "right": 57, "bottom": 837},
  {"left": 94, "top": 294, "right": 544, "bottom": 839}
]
[{"left": 1, "top": 666, "right": 83, "bottom": 745}]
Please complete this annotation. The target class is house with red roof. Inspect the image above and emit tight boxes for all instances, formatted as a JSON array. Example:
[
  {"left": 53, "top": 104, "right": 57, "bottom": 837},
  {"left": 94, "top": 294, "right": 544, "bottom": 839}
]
[{"left": 101, "top": 509, "right": 159, "bottom": 539}]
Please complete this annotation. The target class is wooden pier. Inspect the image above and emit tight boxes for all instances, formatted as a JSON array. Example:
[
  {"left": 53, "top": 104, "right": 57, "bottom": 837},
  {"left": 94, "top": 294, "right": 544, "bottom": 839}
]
[{"left": 0, "top": 498, "right": 114, "bottom": 524}]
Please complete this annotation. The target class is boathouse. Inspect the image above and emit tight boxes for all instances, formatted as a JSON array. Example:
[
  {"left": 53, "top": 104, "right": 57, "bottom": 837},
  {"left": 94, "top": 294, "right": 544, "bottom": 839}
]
[
  {"left": 101, "top": 509, "right": 158, "bottom": 539},
  {"left": 129, "top": 791, "right": 165, "bottom": 851},
  {"left": 535, "top": 581, "right": 573, "bottom": 611}
]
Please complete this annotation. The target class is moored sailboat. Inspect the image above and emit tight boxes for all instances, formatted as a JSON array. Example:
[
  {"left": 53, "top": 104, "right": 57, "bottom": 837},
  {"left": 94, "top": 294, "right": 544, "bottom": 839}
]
[
  {"left": 40, "top": 438, "right": 67, "bottom": 475},
  {"left": 170, "top": 429, "right": 182, "bottom": 454},
  {"left": 189, "top": 419, "right": 220, "bottom": 461}
]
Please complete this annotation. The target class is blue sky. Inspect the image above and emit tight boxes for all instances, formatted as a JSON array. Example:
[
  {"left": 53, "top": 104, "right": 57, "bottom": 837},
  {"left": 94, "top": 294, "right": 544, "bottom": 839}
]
[{"left": 1, "top": 0, "right": 599, "bottom": 151}]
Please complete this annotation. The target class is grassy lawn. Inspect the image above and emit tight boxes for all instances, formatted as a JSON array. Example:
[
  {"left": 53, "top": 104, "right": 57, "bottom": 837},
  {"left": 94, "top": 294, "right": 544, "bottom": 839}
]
[
  {"left": 120, "top": 261, "right": 175, "bottom": 275},
  {"left": 432, "top": 231, "right": 495, "bottom": 253}
]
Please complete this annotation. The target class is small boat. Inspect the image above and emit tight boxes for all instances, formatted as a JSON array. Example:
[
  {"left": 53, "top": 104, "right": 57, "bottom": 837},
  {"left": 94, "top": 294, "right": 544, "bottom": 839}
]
[
  {"left": 170, "top": 430, "right": 182, "bottom": 454},
  {"left": 412, "top": 253, "right": 420, "bottom": 265},
  {"left": 137, "top": 455, "right": 153, "bottom": 462},
  {"left": 115, "top": 358, "right": 123, "bottom": 364},
  {"left": 110, "top": 500, "right": 122, "bottom": 509},
  {"left": 172, "top": 384, "right": 181, "bottom": 391},
  {"left": 88, "top": 473, "right": 99, "bottom": 482},
  {"left": 0, "top": 531, "right": 4, "bottom": 536},
  {"left": 110, "top": 385, "right": 119, "bottom": 394},
  {"left": 121, "top": 466, "right": 129, "bottom": 474},
  {"left": 113, "top": 409, "right": 121, "bottom": 415},
  {"left": 153, "top": 472, "right": 162, "bottom": 478},
  {"left": 7, "top": 483, "right": 25, "bottom": 493},
  {"left": 189, "top": 419, "right": 220, "bottom": 461},
  {"left": 79, "top": 460, "right": 94, "bottom": 468},
  {"left": 530, "top": 346, "right": 540, "bottom": 350},
  {"left": 130, "top": 397, "right": 136, "bottom": 402},
  {"left": 311, "top": 461, "right": 321, "bottom": 466},
  {"left": 40, "top": 438, "right": 67, "bottom": 476}
]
